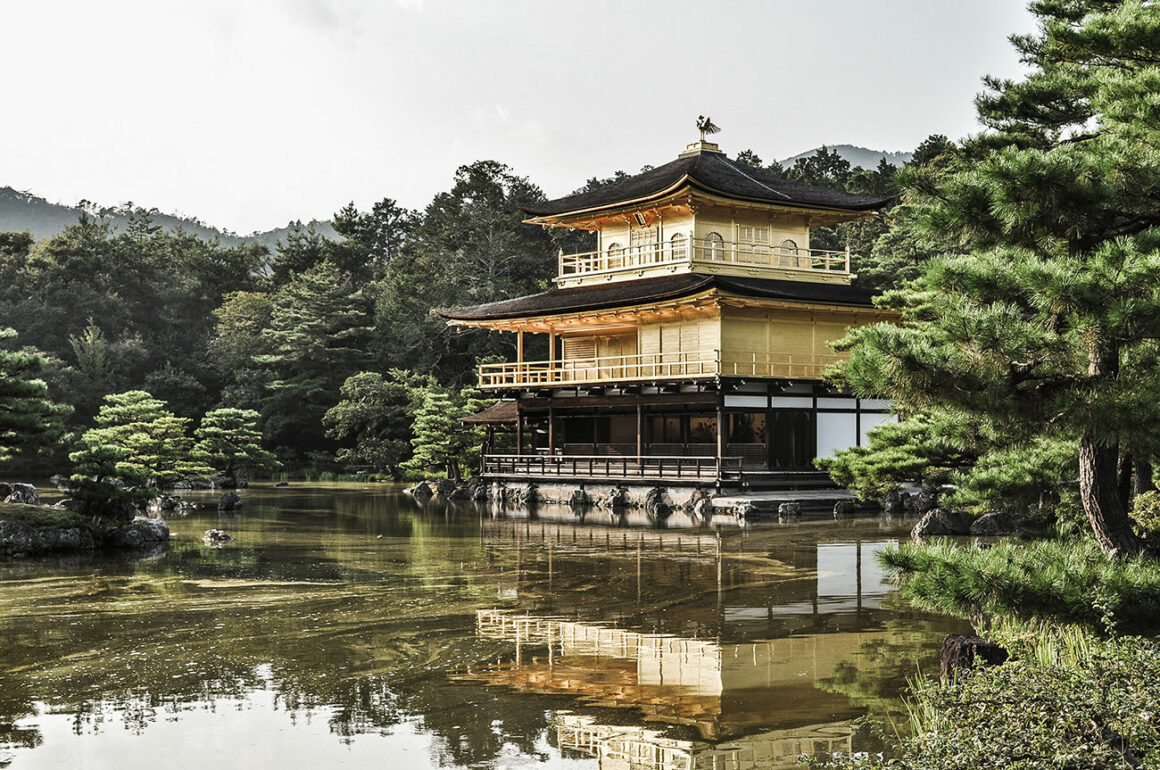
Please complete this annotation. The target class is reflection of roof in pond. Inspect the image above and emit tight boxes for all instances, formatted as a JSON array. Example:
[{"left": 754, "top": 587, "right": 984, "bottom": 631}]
[{"left": 556, "top": 712, "right": 856, "bottom": 770}]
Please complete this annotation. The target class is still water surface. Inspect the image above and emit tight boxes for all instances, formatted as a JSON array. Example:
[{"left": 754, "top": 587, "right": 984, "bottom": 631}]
[{"left": 0, "top": 483, "right": 967, "bottom": 769}]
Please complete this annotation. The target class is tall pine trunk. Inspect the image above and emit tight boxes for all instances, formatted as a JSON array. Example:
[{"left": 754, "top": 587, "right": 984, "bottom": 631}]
[
  {"left": 1079, "top": 341, "right": 1140, "bottom": 556},
  {"left": 1079, "top": 435, "right": 1140, "bottom": 555}
]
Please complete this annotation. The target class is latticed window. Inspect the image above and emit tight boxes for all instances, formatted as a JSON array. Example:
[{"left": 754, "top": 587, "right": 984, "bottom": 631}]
[
  {"left": 737, "top": 225, "right": 769, "bottom": 263},
  {"left": 777, "top": 238, "right": 798, "bottom": 266},
  {"left": 703, "top": 231, "right": 724, "bottom": 260},
  {"left": 629, "top": 226, "right": 657, "bottom": 264},
  {"left": 606, "top": 241, "right": 623, "bottom": 269},
  {"left": 670, "top": 232, "right": 687, "bottom": 260}
]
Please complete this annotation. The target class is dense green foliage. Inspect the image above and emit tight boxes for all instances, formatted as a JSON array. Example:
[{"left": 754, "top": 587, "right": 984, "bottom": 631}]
[
  {"left": 193, "top": 409, "right": 279, "bottom": 487},
  {"left": 404, "top": 388, "right": 491, "bottom": 481},
  {"left": 815, "top": 633, "right": 1160, "bottom": 770},
  {"left": 826, "top": 0, "right": 1160, "bottom": 553},
  {"left": 322, "top": 370, "right": 434, "bottom": 479},
  {"left": 0, "top": 328, "right": 68, "bottom": 463},
  {"left": 879, "top": 538, "right": 1160, "bottom": 634},
  {"left": 80, "top": 391, "right": 210, "bottom": 491}
]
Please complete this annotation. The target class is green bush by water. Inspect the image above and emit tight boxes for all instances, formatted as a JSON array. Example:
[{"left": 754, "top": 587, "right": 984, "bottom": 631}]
[
  {"left": 812, "top": 634, "right": 1160, "bottom": 769},
  {"left": 878, "top": 538, "right": 1160, "bottom": 633}
]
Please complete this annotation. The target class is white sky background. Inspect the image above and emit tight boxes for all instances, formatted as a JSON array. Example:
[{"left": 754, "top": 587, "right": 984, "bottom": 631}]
[{"left": 2, "top": 0, "right": 1035, "bottom": 235}]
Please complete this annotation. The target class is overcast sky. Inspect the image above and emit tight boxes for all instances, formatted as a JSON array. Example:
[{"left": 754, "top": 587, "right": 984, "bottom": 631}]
[{"left": 3, "top": 1, "right": 1036, "bottom": 234}]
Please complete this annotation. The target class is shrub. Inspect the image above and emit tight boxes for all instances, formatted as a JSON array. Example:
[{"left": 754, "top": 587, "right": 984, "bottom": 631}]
[
  {"left": 878, "top": 538, "right": 1160, "bottom": 633},
  {"left": 812, "top": 636, "right": 1160, "bottom": 769},
  {"left": 1131, "top": 490, "right": 1160, "bottom": 539}
]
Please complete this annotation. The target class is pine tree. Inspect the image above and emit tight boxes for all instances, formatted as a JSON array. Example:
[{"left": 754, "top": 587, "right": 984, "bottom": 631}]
[
  {"left": 0, "top": 328, "right": 69, "bottom": 462},
  {"left": 322, "top": 370, "right": 432, "bottom": 478},
  {"left": 835, "top": 1, "right": 1160, "bottom": 555},
  {"left": 403, "top": 388, "right": 489, "bottom": 481},
  {"left": 193, "top": 408, "right": 280, "bottom": 487},
  {"left": 255, "top": 259, "right": 371, "bottom": 462},
  {"left": 79, "top": 390, "right": 209, "bottom": 491}
]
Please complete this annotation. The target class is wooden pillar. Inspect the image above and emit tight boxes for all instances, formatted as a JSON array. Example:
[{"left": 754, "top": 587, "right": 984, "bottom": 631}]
[
  {"left": 636, "top": 402, "right": 644, "bottom": 459},
  {"left": 548, "top": 400, "right": 555, "bottom": 455},
  {"left": 548, "top": 331, "right": 556, "bottom": 366},
  {"left": 517, "top": 330, "right": 524, "bottom": 363},
  {"left": 516, "top": 403, "right": 523, "bottom": 457},
  {"left": 716, "top": 402, "right": 726, "bottom": 462}
]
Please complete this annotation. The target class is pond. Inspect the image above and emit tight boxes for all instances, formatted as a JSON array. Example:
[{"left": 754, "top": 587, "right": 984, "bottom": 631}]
[{"left": 0, "top": 483, "right": 968, "bottom": 769}]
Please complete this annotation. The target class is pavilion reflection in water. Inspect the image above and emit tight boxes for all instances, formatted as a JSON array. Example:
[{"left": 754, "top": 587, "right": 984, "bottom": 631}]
[{"left": 464, "top": 609, "right": 906, "bottom": 768}]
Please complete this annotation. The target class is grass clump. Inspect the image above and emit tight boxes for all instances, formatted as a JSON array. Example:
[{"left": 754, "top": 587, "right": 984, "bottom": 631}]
[
  {"left": 878, "top": 538, "right": 1160, "bottom": 633},
  {"left": 0, "top": 502, "right": 89, "bottom": 531},
  {"left": 812, "top": 635, "right": 1160, "bottom": 769}
]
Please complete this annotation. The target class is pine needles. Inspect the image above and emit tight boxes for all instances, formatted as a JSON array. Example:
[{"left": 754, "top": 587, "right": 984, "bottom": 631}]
[{"left": 879, "top": 538, "right": 1160, "bottom": 633}]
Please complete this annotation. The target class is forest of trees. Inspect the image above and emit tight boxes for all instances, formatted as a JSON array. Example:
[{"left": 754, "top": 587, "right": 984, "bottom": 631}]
[{"left": 0, "top": 144, "right": 926, "bottom": 499}]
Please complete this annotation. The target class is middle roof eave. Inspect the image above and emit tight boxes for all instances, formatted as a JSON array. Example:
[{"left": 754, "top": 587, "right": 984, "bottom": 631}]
[{"left": 435, "top": 274, "right": 879, "bottom": 323}]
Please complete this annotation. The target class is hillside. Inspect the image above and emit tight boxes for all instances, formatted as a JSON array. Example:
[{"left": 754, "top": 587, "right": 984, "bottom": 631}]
[
  {"left": 778, "top": 144, "right": 913, "bottom": 170},
  {"left": 0, "top": 187, "right": 336, "bottom": 251}
]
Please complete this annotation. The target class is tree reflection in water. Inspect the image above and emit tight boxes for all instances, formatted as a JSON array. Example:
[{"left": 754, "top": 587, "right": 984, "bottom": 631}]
[{"left": 0, "top": 483, "right": 966, "bottom": 769}]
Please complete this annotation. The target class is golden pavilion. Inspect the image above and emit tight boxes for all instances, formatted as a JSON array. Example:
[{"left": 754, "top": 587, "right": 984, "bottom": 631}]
[{"left": 439, "top": 134, "right": 894, "bottom": 491}]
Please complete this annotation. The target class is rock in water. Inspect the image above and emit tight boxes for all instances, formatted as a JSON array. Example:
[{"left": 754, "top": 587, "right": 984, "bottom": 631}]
[
  {"left": 408, "top": 481, "right": 433, "bottom": 504},
  {"left": 218, "top": 491, "right": 243, "bottom": 511},
  {"left": 5, "top": 483, "right": 39, "bottom": 505},
  {"left": 202, "top": 529, "right": 233, "bottom": 546},
  {"left": 833, "top": 499, "right": 859, "bottom": 517},
  {"left": 0, "top": 520, "right": 46, "bottom": 555},
  {"left": 644, "top": 487, "right": 671, "bottom": 518},
  {"left": 734, "top": 502, "right": 758, "bottom": 521},
  {"left": 778, "top": 501, "right": 801, "bottom": 520},
  {"left": 940, "top": 634, "right": 1008, "bottom": 682},
  {"left": 912, "top": 508, "right": 973, "bottom": 538}
]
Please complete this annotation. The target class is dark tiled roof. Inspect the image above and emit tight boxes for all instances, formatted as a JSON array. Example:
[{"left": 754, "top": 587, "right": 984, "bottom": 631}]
[
  {"left": 520, "top": 151, "right": 892, "bottom": 217},
  {"left": 437, "top": 274, "right": 877, "bottom": 321},
  {"left": 461, "top": 400, "right": 518, "bottom": 424}
]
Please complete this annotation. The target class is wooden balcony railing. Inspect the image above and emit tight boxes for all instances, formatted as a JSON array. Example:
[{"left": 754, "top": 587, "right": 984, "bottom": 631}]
[
  {"left": 477, "top": 350, "right": 845, "bottom": 389},
  {"left": 557, "top": 235, "right": 850, "bottom": 281},
  {"left": 484, "top": 454, "right": 743, "bottom": 481}
]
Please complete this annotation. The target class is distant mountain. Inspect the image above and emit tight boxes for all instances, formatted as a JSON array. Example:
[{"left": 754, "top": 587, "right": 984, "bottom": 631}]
[
  {"left": 0, "top": 187, "right": 337, "bottom": 251},
  {"left": 778, "top": 144, "right": 913, "bottom": 171}
]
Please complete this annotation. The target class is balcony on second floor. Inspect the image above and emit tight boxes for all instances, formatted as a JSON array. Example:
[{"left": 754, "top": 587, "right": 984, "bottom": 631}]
[
  {"left": 477, "top": 349, "right": 845, "bottom": 390},
  {"left": 555, "top": 234, "right": 851, "bottom": 287}
]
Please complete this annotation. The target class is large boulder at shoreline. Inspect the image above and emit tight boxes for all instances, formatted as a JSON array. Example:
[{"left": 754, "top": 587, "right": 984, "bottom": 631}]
[
  {"left": 970, "top": 511, "right": 1028, "bottom": 536},
  {"left": 218, "top": 491, "right": 242, "bottom": 511},
  {"left": 5, "top": 484, "right": 40, "bottom": 505},
  {"left": 41, "top": 527, "right": 91, "bottom": 551},
  {"left": 834, "top": 499, "right": 859, "bottom": 518},
  {"left": 940, "top": 634, "right": 1009, "bottom": 682},
  {"left": 643, "top": 487, "right": 672, "bottom": 518},
  {"left": 0, "top": 519, "right": 46, "bottom": 555},
  {"left": 912, "top": 508, "right": 974, "bottom": 538},
  {"left": 778, "top": 501, "right": 802, "bottom": 520},
  {"left": 407, "top": 481, "right": 434, "bottom": 504}
]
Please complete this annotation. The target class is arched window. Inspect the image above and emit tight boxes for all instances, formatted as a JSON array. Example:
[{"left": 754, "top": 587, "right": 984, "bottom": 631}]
[
  {"left": 777, "top": 238, "right": 798, "bottom": 267},
  {"left": 606, "top": 241, "right": 623, "bottom": 269},
  {"left": 703, "top": 231, "right": 724, "bottom": 261},
  {"left": 670, "top": 232, "right": 687, "bottom": 260}
]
